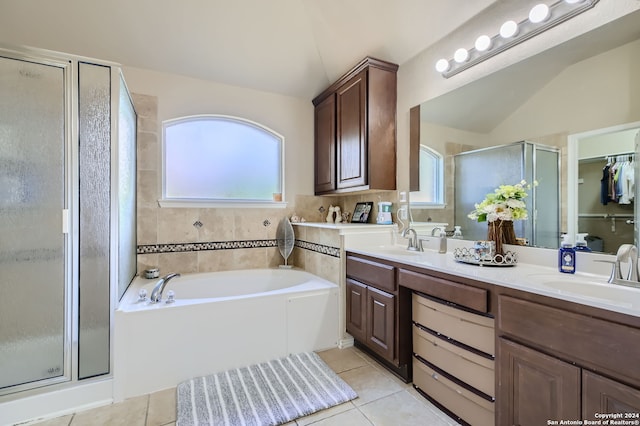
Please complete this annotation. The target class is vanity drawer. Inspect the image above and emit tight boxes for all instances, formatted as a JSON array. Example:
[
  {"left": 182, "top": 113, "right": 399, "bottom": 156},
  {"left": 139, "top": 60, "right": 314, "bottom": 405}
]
[
  {"left": 413, "top": 294, "right": 495, "bottom": 356},
  {"left": 413, "top": 324, "right": 494, "bottom": 397},
  {"left": 413, "top": 358, "right": 494, "bottom": 426},
  {"left": 346, "top": 255, "right": 395, "bottom": 293},
  {"left": 399, "top": 268, "right": 488, "bottom": 313},
  {"left": 498, "top": 295, "right": 640, "bottom": 387}
]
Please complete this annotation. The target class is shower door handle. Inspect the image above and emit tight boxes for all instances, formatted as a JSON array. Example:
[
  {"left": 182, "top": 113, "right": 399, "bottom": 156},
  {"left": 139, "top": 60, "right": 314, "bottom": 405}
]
[{"left": 62, "top": 209, "right": 70, "bottom": 234}]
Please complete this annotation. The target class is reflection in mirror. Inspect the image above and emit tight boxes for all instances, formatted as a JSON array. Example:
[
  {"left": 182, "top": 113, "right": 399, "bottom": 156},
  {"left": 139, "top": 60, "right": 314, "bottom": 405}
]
[
  {"left": 568, "top": 123, "right": 640, "bottom": 253},
  {"left": 453, "top": 141, "right": 559, "bottom": 248},
  {"left": 409, "top": 10, "right": 640, "bottom": 251},
  {"left": 411, "top": 145, "right": 444, "bottom": 207}
]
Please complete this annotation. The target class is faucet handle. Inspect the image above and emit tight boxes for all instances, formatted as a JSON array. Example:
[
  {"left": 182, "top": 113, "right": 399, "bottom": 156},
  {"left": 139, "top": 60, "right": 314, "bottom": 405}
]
[
  {"left": 138, "top": 288, "right": 148, "bottom": 302},
  {"left": 627, "top": 245, "right": 639, "bottom": 281}
]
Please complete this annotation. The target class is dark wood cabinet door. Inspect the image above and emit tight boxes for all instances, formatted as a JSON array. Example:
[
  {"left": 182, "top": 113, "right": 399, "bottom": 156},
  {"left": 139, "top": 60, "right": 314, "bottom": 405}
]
[
  {"left": 336, "top": 70, "right": 366, "bottom": 190},
  {"left": 366, "top": 285, "right": 395, "bottom": 361},
  {"left": 346, "top": 279, "right": 367, "bottom": 343},
  {"left": 583, "top": 370, "right": 640, "bottom": 420},
  {"left": 314, "top": 94, "right": 336, "bottom": 193},
  {"left": 497, "top": 338, "right": 580, "bottom": 426}
]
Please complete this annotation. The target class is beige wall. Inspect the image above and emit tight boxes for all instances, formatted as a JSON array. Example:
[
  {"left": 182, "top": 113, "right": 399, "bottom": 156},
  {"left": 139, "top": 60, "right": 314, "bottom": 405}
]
[
  {"left": 488, "top": 38, "right": 640, "bottom": 144},
  {"left": 124, "top": 66, "right": 315, "bottom": 200}
]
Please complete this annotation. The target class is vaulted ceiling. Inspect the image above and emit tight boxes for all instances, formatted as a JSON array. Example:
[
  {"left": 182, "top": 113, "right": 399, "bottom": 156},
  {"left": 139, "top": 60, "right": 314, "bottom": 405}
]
[{"left": 0, "top": 0, "right": 498, "bottom": 100}]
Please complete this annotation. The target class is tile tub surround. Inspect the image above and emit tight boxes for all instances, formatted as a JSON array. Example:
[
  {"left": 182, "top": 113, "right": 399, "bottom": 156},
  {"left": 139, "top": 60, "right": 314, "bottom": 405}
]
[
  {"left": 31, "top": 347, "right": 459, "bottom": 426},
  {"left": 132, "top": 93, "right": 400, "bottom": 275}
]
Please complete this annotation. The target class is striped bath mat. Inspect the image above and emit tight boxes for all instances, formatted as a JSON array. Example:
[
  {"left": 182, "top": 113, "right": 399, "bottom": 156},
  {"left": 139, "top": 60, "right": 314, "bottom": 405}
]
[{"left": 176, "top": 351, "right": 358, "bottom": 426}]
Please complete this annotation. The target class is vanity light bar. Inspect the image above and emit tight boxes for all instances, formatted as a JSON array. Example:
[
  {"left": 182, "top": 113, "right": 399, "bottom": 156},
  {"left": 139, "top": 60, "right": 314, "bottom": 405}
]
[{"left": 437, "top": 0, "right": 599, "bottom": 78}]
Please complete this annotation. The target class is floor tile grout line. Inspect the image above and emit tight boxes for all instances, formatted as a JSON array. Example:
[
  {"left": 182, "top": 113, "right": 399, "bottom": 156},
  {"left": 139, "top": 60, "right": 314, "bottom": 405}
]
[
  {"left": 144, "top": 393, "right": 150, "bottom": 426},
  {"left": 354, "top": 405, "right": 376, "bottom": 426}
]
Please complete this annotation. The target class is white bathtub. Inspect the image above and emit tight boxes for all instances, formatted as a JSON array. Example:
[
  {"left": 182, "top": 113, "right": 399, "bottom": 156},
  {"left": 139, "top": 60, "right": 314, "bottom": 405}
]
[{"left": 113, "top": 268, "right": 339, "bottom": 401}]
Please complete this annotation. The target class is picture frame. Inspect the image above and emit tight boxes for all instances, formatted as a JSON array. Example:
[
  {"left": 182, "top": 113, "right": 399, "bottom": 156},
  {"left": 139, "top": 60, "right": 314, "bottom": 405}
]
[{"left": 351, "top": 202, "right": 373, "bottom": 223}]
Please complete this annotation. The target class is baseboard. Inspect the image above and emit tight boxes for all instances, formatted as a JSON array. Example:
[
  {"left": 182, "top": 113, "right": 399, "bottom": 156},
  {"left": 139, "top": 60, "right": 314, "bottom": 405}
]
[{"left": 0, "top": 379, "right": 113, "bottom": 426}]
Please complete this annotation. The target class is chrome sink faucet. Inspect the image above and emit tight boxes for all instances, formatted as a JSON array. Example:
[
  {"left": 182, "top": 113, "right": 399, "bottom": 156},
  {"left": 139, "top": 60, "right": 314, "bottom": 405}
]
[
  {"left": 605, "top": 244, "right": 640, "bottom": 288},
  {"left": 402, "top": 228, "right": 422, "bottom": 251},
  {"left": 150, "top": 273, "right": 181, "bottom": 303}
]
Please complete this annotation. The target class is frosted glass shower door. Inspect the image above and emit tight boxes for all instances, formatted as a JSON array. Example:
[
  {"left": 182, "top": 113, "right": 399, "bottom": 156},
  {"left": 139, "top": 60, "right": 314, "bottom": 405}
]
[{"left": 0, "top": 56, "right": 67, "bottom": 389}]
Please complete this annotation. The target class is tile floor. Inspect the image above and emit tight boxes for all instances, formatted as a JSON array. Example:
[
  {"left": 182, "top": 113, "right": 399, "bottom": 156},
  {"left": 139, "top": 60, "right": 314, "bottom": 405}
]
[{"left": 31, "top": 346, "right": 460, "bottom": 426}]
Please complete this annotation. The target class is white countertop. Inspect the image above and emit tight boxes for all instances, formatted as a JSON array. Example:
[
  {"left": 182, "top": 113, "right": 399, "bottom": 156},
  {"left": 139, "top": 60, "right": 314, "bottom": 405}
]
[{"left": 347, "top": 243, "right": 640, "bottom": 318}]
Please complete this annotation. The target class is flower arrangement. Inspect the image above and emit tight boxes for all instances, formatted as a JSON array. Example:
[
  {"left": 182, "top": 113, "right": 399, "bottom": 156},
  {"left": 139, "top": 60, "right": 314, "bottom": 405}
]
[{"left": 468, "top": 180, "right": 536, "bottom": 223}]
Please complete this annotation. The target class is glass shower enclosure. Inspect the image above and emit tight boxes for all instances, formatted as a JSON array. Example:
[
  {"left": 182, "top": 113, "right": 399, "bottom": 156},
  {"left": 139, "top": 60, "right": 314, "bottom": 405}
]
[
  {"left": 454, "top": 141, "right": 560, "bottom": 249},
  {"left": 0, "top": 46, "right": 137, "bottom": 396}
]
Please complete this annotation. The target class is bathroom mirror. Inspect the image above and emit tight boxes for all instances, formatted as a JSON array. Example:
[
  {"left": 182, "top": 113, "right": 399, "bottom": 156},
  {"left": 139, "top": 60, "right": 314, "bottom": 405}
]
[{"left": 410, "top": 10, "right": 640, "bottom": 252}]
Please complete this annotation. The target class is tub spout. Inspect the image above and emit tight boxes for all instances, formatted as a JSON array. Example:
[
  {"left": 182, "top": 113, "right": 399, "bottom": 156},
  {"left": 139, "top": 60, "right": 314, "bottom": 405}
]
[{"left": 150, "top": 273, "right": 181, "bottom": 303}]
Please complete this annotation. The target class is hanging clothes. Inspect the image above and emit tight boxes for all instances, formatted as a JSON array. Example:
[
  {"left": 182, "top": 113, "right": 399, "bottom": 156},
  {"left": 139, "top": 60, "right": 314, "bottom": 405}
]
[
  {"left": 619, "top": 157, "right": 635, "bottom": 204},
  {"left": 601, "top": 162, "right": 611, "bottom": 205},
  {"left": 601, "top": 154, "right": 635, "bottom": 205}
]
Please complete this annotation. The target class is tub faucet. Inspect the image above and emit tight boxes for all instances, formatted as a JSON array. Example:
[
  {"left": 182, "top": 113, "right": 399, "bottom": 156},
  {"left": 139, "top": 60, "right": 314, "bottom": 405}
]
[{"left": 150, "top": 273, "right": 181, "bottom": 303}]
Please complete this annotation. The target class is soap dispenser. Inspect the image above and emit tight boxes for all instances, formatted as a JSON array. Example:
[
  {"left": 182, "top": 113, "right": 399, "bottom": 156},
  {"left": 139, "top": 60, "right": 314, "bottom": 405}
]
[
  {"left": 559, "top": 234, "right": 576, "bottom": 274},
  {"left": 438, "top": 229, "right": 447, "bottom": 254},
  {"left": 452, "top": 226, "right": 463, "bottom": 239},
  {"left": 574, "top": 233, "right": 592, "bottom": 252}
]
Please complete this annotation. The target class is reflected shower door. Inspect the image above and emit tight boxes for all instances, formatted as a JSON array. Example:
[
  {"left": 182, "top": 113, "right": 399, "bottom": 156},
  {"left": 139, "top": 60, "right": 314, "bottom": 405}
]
[{"left": 0, "top": 56, "right": 67, "bottom": 390}]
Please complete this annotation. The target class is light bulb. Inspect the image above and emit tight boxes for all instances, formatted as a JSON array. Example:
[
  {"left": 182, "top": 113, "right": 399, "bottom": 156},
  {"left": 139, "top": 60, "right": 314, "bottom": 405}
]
[
  {"left": 475, "top": 35, "right": 492, "bottom": 52},
  {"left": 529, "top": 4, "right": 550, "bottom": 23},
  {"left": 435, "top": 58, "right": 450, "bottom": 73},
  {"left": 454, "top": 48, "right": 469, "bottom": 63},
  {"left": 500, "top": 20, "right": 519, "bottom": 38}
]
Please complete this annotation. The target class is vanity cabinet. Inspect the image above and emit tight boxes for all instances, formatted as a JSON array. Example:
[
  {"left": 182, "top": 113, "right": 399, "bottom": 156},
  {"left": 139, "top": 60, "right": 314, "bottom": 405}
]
[
  {"left": 344, "top": 249, "right": 640, "bottom": 425},
  {"left": 583, "top": 370, "right": 640, "bottom": 418},
  {"left": 498, "top": 337, "right": 580, "bottom": 424},
  {"left": 497, "top": 293, "right": 640, "bottom": 424},
  {"left": 346, "top": 279, "right": 395, "bottom": 360},
  {"left": 345, "top": 253, "right": 411, "bottom": 381},
  {"left": 312, "top": 57, "right": 398, "bottom": 195}
]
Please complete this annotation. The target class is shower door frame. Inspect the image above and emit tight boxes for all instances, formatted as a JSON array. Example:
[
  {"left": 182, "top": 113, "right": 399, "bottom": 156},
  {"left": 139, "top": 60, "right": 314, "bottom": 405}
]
[{"left": 0, "top": 47, "right": 75, "bottom": 395}]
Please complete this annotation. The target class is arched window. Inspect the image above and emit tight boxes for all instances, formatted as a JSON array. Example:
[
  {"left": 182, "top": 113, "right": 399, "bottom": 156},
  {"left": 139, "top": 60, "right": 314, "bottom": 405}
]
[
  {"left": 411, "top": 145, "right": 445, "bottom": 207},
  {"left": 160, "top": 115, "right": 284, "bottom": 207}
]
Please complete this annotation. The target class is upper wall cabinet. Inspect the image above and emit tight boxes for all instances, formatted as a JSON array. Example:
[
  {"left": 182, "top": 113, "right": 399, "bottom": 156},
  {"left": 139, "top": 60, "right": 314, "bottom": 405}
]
[{"left": 313, "top": 57, "right": 398, "bottom": 195}]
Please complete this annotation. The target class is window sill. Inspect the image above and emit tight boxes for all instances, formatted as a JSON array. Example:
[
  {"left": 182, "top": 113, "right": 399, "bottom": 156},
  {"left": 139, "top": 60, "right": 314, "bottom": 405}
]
[{"left": 158, "top": 199, "right": 288, "bottom": 209}]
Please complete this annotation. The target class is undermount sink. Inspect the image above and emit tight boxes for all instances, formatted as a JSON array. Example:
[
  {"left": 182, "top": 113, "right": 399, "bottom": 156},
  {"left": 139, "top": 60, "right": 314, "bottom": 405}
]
[
  {"left": 368, "top": 246, "right": 426, "bottom": 257},
  {"left": 527, "top": 273, "right": 640, "bottom": 308}
]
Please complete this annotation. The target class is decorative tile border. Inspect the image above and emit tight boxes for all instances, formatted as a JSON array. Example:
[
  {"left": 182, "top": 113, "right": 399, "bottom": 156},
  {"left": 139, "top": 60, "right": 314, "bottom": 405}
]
[
  {"left": 137, "top": 239, "right": 341, "bottom": 258},
  {"left": 295, "top": 240, "right": 341, "bottom": 258},
  {"left": 137, "top": 239, "right": 277, "bottom": 254}
]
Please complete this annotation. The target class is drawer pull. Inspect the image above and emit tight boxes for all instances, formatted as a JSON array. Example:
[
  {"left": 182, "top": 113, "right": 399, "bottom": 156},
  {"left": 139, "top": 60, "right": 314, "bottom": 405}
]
[
  {"left": 432, "top": 372, "right": 439, "bottom": 380},
  {"left": 456, "top": 389, "right": 463, "bottom": 395}
]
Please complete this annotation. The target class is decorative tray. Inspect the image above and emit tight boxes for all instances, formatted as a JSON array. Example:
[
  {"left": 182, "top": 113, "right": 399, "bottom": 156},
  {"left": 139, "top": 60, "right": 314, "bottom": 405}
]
[{"left": 453, "top": 247, "right": 518, "bottom": 267}]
